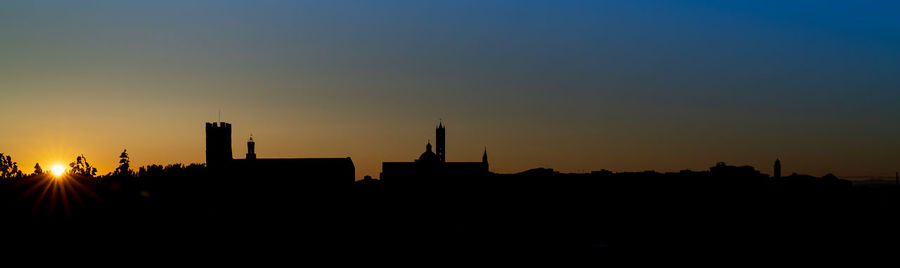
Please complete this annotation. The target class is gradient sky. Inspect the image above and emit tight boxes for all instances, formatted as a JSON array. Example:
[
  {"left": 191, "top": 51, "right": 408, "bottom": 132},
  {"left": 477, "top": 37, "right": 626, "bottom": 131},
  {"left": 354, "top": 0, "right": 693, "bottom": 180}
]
[{"left": 2, "top": 0, "right": 899, "bottom": 179}]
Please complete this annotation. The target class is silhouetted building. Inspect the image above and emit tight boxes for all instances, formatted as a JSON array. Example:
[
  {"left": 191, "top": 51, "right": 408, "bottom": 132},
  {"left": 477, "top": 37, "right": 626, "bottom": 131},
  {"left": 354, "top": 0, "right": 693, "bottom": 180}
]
[
  {"left": 381, "top": 123, "right": 488, "bottom": 184},
  {"left": 246, "top": 136, "right": 256, "bottom": 160},
  {"left": 205, "top": 122, "right": 233, "bottom": 168},
  {"left": 774, "top": 158, "right": 781, "bottom": 179},
  {"left": 436, "top": 122, "right": 446, "bottom": 163},
  {"left": 417, "top": 141, "right": 439, "bottom": 163},
  {"left": 205, "top": 121, "right": 354, "bottom": 186}
]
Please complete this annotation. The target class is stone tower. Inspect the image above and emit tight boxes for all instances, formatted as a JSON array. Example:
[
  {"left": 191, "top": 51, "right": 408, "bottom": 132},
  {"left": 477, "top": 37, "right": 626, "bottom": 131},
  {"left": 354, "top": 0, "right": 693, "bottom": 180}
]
[{"left": 205, "top": 122, "right": 233, "bottom": 168}]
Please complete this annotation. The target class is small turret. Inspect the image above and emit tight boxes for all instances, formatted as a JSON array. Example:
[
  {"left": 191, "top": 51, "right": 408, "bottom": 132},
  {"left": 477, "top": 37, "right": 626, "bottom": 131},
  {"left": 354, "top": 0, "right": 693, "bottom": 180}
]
[{"left": 246, "top": 134, "right": 256, "bottom": 160}]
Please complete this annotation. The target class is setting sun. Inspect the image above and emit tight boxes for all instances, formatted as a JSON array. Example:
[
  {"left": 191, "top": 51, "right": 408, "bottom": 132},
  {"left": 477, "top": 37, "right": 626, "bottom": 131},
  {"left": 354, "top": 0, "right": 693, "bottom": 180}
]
[{"left": 51, "top": 164, "right": 65, "bottom": 177}]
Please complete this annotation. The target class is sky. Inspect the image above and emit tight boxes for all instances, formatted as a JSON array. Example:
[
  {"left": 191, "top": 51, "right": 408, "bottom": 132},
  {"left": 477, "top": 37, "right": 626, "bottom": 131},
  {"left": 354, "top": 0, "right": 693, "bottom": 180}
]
[{"left": 1, "top": 0, "right": 899, "bottom": 179}]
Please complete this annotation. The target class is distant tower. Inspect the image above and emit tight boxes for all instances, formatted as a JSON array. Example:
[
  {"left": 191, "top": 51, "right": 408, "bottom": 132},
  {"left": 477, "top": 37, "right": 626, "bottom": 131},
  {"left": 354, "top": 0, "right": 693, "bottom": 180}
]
[
  {"left": 246, "top": 135, "right": 256, "bottom": 160},
  {"left": 481, "top": 146, "right": 490, "bottom": 171},
  {"left": 205, "top": 122, "right": 233, "bottom": 168},
  {"left": 436, "top": 122, "right": 446, "bottom": 163},
  {"left": 774, "top": 158, "right": 782, "bottom": 179}
]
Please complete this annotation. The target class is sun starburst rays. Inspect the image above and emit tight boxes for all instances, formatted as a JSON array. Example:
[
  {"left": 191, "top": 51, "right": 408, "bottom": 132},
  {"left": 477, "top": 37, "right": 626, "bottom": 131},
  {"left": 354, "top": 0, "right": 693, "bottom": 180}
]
[{"left": 17, "top": 173, "right": 99, "bottom": 219}]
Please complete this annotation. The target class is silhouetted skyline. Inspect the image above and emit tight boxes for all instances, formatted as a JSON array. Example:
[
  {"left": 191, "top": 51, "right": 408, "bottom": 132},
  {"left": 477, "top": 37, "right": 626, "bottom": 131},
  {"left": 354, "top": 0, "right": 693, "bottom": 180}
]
[{"left": 2, "top": 1, "right": 899, "bottom": 179}]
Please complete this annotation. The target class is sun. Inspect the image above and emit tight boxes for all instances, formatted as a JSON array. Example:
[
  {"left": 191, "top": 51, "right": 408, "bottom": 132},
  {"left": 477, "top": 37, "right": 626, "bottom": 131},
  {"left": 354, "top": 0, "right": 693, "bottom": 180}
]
[{"left": 51, "top": 164, "right": 65, "bottom": 177}]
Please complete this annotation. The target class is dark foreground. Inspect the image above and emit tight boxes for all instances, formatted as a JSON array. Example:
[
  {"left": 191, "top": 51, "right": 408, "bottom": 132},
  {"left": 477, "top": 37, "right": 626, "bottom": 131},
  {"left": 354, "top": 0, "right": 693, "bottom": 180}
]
[{"left": 1, "top": 166, "right": 899, "bottom": 260}]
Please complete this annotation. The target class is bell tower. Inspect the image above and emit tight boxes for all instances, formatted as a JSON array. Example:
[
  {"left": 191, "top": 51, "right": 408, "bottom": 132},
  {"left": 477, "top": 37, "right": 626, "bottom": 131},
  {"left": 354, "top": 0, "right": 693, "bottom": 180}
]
[{"left": 436, "top": 122, "right": 445, "bottom": 163}]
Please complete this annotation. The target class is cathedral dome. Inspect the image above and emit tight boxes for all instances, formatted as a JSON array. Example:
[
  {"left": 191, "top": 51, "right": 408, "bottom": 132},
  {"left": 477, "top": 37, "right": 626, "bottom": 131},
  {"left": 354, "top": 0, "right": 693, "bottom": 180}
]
[{"left": 417, "top": 142, "right": 439, "bottom": 163}]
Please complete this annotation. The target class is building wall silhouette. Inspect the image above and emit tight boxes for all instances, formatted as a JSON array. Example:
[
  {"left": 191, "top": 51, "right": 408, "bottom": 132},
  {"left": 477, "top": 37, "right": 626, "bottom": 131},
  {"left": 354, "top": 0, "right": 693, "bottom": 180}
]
[{"left": 205, "top": 121, "right": 354, "bottom": 185}]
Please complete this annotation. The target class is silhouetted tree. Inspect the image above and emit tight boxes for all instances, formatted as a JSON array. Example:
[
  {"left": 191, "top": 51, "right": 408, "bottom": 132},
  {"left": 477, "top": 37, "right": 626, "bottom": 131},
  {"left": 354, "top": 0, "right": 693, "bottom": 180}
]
[
  {"left": 115, "top": 149, "right": 131, "bottom": 176},
  {"left": 69, "top": 154, "right": 97, "bottom": 177},
  {"left": 0, "top": 153, "right": 22, "bottom": 179},
  {"left": 33, "top": 162, "right": 43, "bottom": 175}
]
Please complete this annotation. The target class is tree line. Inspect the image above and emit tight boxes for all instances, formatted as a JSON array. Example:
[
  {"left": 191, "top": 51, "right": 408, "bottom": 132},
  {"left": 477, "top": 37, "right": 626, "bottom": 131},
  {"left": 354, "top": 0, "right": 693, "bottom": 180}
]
[{"left": 0, "top": 149, "right": 156, "bottom": 179}]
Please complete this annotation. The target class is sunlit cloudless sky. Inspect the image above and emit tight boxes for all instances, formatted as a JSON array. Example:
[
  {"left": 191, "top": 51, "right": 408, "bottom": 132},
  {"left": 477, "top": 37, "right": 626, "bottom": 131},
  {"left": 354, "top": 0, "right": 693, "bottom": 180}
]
[{"left": 1, "top": 0, "right": 898, "bottom": 179}]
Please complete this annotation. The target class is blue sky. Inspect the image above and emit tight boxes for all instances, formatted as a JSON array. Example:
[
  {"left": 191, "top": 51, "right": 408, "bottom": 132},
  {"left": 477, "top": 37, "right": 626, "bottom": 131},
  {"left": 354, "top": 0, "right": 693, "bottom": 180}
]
[{"left": 1, "top": 0, "right": 898, "bottom": 178}]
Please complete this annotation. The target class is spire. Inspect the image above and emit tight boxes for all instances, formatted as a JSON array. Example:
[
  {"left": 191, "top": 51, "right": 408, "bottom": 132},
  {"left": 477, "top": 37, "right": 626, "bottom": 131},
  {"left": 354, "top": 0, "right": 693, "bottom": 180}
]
[
  {"left": 774, "top": 158, "right": 782, "bottom": 179},
  {"left": 482, "top": 146, "right": 488, "bottom": 164}
]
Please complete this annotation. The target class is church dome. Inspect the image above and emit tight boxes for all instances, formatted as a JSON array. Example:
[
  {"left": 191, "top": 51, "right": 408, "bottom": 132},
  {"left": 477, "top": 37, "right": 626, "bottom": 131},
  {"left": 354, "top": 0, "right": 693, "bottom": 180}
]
[{"left": 417, "top": 142, "right": 439, "bottom": 163}]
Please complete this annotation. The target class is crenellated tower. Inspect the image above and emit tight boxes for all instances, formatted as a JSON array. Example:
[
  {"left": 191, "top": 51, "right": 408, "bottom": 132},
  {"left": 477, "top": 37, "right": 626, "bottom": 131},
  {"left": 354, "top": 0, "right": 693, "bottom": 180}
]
[{"left": 205, "top": 122, "right": 233, "bottom": 168}]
